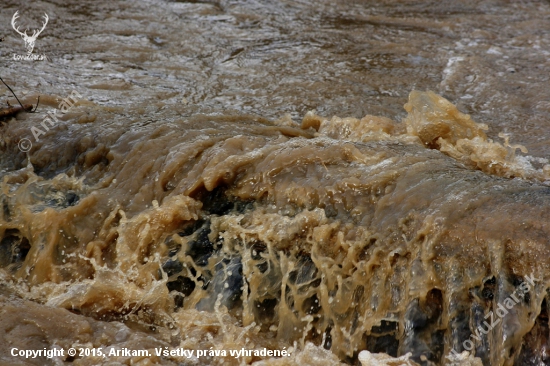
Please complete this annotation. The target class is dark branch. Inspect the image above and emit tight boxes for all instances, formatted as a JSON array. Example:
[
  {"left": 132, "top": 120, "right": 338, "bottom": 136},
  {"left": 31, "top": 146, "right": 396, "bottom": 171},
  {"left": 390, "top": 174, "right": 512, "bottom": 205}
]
[{"left": 0, "top": 76, "right": 39, "bottom": 113}]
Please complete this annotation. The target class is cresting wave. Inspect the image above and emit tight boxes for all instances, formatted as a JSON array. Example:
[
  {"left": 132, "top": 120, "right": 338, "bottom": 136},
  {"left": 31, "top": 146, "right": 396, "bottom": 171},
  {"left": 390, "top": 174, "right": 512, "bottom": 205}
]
[{"left": 1, "top": 91, "right": 550, "bottom": 366}]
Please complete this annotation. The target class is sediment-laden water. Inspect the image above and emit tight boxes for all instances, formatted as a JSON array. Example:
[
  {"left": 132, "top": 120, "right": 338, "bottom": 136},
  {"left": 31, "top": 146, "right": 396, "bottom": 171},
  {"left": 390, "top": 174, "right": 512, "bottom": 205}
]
[{"left": 1, "top": 1, "right": 550, "bottom": 365}]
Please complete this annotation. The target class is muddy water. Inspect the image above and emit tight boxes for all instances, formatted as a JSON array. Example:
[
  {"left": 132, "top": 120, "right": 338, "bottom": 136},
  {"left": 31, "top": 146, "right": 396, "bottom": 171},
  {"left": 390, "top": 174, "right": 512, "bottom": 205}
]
[{"left": 1, "top": 1, "right": 550, "bottom": 365}]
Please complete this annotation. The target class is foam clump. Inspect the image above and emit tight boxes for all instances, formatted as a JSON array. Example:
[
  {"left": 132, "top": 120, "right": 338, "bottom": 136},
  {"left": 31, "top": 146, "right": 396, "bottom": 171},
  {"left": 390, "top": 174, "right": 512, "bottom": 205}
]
[
  {"left": 403, "top": 90, "right": 488, "bottom": 147},
  {"left": 403, "top": 90, "right": 550, "bottom": 180},
  {"left": 444, "top": 351, "right": 483, "bottom": 366},
  {"left": 358, "top": 350, "right": 419, "bottom": 366}
]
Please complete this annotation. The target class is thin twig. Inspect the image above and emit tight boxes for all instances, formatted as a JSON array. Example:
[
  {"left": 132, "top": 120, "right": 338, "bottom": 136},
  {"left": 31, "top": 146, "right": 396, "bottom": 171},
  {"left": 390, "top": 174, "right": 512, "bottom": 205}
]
[
  {"left": 0, "top": 76, "right": 39, "bottom": 113},
  {"left": 0, "top": 77, "right": 26, "bottom": 110}
]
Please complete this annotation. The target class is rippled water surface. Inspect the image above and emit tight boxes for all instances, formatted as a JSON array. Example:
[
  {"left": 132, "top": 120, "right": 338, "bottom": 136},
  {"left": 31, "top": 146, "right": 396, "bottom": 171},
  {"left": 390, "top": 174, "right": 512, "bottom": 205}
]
[{"left": 1, "top": 1, "right": 550, "bottom": 365}]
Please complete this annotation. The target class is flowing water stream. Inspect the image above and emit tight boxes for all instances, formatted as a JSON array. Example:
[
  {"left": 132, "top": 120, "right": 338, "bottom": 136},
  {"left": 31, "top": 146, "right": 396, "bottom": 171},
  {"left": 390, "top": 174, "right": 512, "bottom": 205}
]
[{"left": 1, "top": 1, "right": 550, "bottom": 365}]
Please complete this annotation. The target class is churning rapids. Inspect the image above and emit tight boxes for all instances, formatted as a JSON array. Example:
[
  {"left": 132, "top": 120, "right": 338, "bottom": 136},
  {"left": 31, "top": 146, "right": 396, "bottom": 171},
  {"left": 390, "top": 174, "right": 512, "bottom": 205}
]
[{"left": 1, "top": 1, "right": 550, "bottom": 366}]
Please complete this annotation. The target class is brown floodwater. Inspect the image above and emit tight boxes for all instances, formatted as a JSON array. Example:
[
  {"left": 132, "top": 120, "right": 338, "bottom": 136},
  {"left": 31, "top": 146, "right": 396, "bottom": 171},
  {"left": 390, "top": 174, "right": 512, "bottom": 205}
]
[{"left": 1, "top": 1, "right": 550, "bottom": 365}]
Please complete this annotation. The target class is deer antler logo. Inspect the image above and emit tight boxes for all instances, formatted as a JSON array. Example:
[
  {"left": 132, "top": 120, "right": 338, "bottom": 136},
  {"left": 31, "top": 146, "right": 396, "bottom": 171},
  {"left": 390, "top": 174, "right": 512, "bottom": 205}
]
[{"left": 11, "top": 11, "right": 49, "bottom": 56}]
